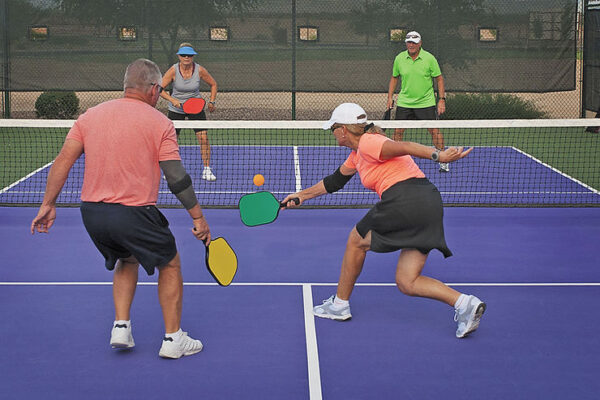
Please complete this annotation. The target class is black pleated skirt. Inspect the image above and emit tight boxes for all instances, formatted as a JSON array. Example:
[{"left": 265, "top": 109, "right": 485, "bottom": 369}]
[{"left": 355, "top": 178, "right": 452, "bottom": 257}]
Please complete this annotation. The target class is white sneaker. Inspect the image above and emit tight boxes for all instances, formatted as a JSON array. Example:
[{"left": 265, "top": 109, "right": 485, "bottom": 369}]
[
  {"left": 454, "top": 295, "right": 486, "bottom": 338},
  {"left": 159, "top": 331, "right": 203, "bottom": 359},
  {"left": 202, "top": 166, "right": 216, "bottom": 181},
  {"left": 439, "top": 162, "right": 450, "bottom": 172},
  {"left": 313, "top": 295, "right": 352, "bottom": 321},
  {"left": 110, "top": 322, "right": 135, "bottom": 349}
]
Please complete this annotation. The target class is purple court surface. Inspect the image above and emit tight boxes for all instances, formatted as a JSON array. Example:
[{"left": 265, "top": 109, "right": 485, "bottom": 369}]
[{"left": 1, "top": 206, "right": 599, "bottom": 400}]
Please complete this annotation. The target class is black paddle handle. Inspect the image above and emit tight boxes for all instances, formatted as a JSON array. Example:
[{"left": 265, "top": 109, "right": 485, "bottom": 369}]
[{"left": 280, "top": 197, "right": 300, "bottom": 207}]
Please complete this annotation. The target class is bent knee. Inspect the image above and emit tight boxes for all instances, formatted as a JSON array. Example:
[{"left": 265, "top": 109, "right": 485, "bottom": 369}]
[{"left": 396, "top": 278, "right": 417, "bottom": 296}]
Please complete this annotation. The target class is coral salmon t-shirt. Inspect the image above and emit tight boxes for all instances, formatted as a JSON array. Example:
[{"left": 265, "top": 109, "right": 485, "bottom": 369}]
[
  {"left": 66, "top": 98, "right": 179, "bottom": 206},
  {"left": 343, "top": 133, "right": 425, "bottom": 197}
]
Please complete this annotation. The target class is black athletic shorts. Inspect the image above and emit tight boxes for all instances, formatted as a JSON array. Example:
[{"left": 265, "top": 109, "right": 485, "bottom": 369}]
[
  {"left": 80, "top": 202, "right": 178, "bottom": 276},
  {"left": 168, "top": 110, "right": 207, "bottom": 137},
  {"left": 395, "top": 105, "right": 438, "bottom": 121},
  {"left": 355, "top": 178, "right": 452, "bottom": 257}
]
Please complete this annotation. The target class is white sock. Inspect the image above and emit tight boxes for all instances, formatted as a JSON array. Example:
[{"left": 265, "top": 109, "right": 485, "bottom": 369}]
[
  {"left": 331, "top": 295, "right": 349, "bottom": 310},
  {"left": 454, "top": 294, "right": 469, "bottom": 311},
  {"left": 114, "top": 320, "right": 130, "bottom": 328},
  {"left": 165, "top": 328, "right": 183, "bottom": 341}
]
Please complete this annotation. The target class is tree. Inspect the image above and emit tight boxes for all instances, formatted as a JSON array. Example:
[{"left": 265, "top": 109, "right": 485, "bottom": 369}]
[
  {"left": 5, "top": 0, "right": 53, "bottom": 45},
  {"left": 59, "top": 0, "right": 258, "bottom": 65},
  {"left": 348, "top": 0, "right": 488, "bottom": 69},
  {"left": 348, "top": 1, "right": 388, "bottom": 46}
]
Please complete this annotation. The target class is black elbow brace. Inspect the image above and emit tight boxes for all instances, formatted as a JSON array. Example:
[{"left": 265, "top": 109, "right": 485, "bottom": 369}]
[
  {"left": 323, "top": 167, "right": 353, "bottom": 193},
  {"left": 167, "top": 173, "right": 193, "bottom": 195}
]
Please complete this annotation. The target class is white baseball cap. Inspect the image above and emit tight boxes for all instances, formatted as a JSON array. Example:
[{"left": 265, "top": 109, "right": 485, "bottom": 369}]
[
  {"left": 405, "top": 31, "right": 421, "bottom": 43},
  {"left": 322, "top": 103, "right": 368, "bottom": 130}
]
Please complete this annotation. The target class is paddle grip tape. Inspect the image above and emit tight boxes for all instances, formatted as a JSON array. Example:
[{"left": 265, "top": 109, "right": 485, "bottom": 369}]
[{"left": 323, "top": 167, "right": 352, "bottom": 193}]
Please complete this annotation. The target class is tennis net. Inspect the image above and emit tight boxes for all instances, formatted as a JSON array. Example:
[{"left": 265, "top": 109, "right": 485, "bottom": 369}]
[{"left": 1, "top": 119, "right": 599, "bottom": 208}]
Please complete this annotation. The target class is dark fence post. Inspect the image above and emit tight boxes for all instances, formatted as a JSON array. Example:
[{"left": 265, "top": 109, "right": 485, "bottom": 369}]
[
  {"left": 2, "top": 0, "right": 11, "bottom": 118},
  {"left": 291, "top": 0, "right": 296, "bottom": 120}
]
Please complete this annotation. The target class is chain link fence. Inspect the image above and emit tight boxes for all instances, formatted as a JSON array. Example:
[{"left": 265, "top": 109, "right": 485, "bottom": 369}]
[{"left": 1, "top": 0, "right": 584, "bottom": 120}]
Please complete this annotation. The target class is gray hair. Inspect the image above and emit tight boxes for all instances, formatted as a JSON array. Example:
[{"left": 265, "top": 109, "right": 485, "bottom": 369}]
[{"left": 123, "top": 58, "right": 162, "bottom": 91}]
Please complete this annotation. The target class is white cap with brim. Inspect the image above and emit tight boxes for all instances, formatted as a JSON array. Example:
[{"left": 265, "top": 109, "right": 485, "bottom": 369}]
[
  {"left": 322, "top": 103, "right": 368, "bottom": 130},
  {"left": 405, "top": 31, "right": 421, "bottom": 43},
  {"left": 176, "top": 46, "right": 197, "bottom": 55}
]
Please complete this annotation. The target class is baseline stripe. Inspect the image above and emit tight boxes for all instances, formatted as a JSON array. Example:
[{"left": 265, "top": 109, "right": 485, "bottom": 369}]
[{"left": 302, "top": 284, "right": 322, "bottom": 400}]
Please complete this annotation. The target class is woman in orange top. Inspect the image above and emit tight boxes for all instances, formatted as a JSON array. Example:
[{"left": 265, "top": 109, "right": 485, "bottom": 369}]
[{"left": 282, "top": 103, "right": 485, "bottom": 338}]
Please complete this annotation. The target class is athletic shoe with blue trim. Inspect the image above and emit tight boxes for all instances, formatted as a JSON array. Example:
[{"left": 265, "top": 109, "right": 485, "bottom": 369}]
[
  {"left": 313, "top": 295, "right": 352, "bottom": 321},
  {"left": 454, "top": 295, "right": 486, "bottom": 338},
  {"left": 159, "top": 331, "right": 203, "bottom": 359},
  {"left": 110, "top": 322, "right": 135, "bottom": 349}
]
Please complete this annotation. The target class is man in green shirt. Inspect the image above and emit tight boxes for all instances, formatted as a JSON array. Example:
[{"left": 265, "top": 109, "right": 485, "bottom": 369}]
[{"left": 387, "top": 31, "right": 449, "bottom": 172}]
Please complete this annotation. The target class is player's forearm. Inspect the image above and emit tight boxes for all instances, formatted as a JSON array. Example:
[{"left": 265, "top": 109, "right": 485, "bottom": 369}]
[
  {"left": 161, "top": 92, "right": 178, "bottom": 105},
  {"left": 186, "top": 203, "right": 204, "bottom": 220},
  {"left": 436, "top": 76, "right": 446, "bottom": 98},
  {"left": 388, "top": 77, "right": 398, "bottom": 101},
  {"left": 41, "top": 157, "right": 73, "bottom": 206},
  {"left": 209, "top": 84, "right": 217, "bottom": 102},
  {"left": 42, "top": 140, "right": 82, "bottom": 206},
  {"left": 161, "top": 160, "right": 200, "bottom": 210},
  {"left": 299, "top": 181, "right": 328, "bottom": 201},
  {"left": 381, "top": 140, "right": 438, "bottom": 160}
]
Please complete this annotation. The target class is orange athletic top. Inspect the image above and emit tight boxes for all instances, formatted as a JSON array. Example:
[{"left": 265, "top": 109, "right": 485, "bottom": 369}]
[
  {"left": 66, "top": 98, "right": 180, "bottom": 206},
  {"left": 343, "top": 132, "right": 425, "bottom": 197}
]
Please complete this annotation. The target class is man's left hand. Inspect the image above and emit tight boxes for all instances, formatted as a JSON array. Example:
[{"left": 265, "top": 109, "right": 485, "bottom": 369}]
[
  {"left": 31, "top": 205, "right": 57, "bottom": 234},
  {"left": 437, "top": 99, "right": 446, "bottom": 115}
]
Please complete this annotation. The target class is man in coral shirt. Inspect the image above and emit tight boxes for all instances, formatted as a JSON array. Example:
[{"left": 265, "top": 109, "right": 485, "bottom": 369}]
[{"left": 31, "top": 59, "right": 210, "bottom": 359}]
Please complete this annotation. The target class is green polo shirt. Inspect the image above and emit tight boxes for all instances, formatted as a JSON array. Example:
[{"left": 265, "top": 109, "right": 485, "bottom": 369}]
[{"left": 392, "top": 49, "right": 442, "bottom": 108}]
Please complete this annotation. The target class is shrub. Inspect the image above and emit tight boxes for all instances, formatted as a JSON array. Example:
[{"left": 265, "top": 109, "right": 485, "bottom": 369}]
[
  {"left": 35, "top": 91, "right": 79, "bottom": 119},
  {"left": 443, "top": 93, "right": 547, "bottom": 119}
]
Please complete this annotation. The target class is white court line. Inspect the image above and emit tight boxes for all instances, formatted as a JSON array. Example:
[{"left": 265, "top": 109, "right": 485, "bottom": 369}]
[
  {"left": 303, "top": 284, "right": 322, "bottom": 400},
  {"left": 0, "top": 161, "right": 53, "bottom": 194},
  {"left": 511, "top": 146, "right": 600, "bottom": 195},
  {"left": 293, "top": 146, "right": 302, "bottom": 193},
  {"left": 1, "top": 282, "right": 600, "bottom": 286}
]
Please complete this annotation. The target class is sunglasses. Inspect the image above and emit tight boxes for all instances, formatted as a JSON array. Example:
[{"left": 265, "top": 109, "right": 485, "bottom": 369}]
[
  {"left": 153, "top": 83, "right": 164, "bottom": 94},
  {"left": 179, "top": 54, "right": 194, "bottom": 58}
]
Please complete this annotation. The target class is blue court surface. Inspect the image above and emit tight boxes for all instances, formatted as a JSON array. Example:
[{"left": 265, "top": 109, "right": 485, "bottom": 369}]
[{"left": 1, "top": 206, "right": 599, "bottom": 400}]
